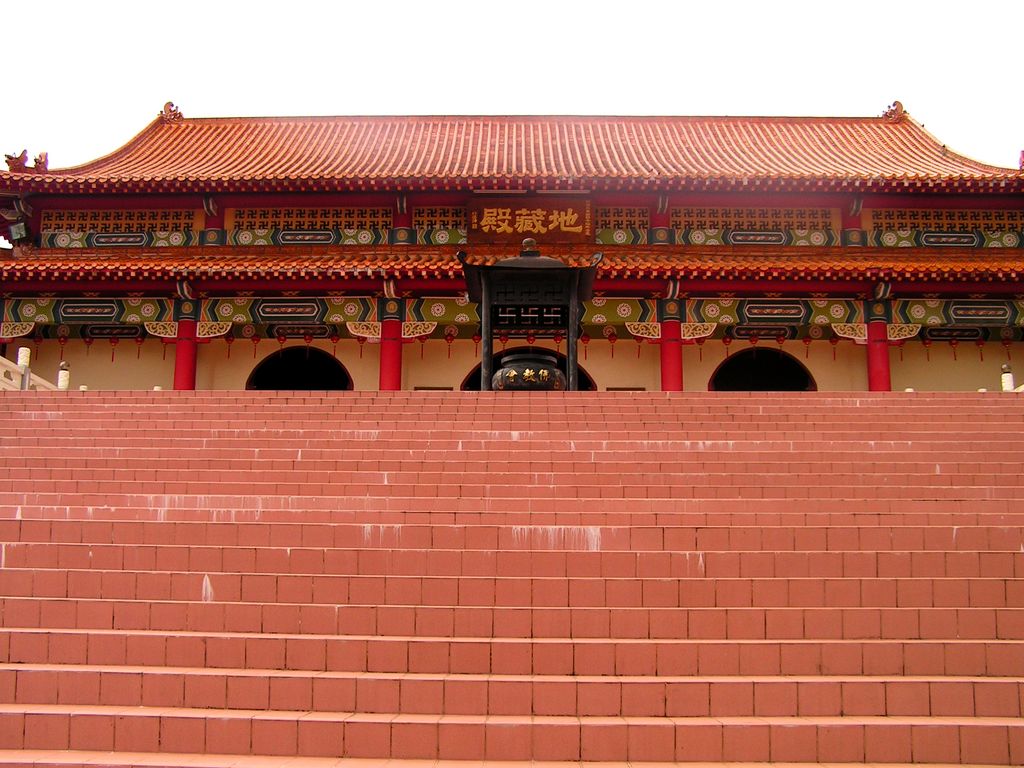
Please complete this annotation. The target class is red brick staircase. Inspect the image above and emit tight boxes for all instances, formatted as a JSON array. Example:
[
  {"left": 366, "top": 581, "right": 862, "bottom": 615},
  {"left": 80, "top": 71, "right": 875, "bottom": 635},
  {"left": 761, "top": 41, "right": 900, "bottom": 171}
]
[{"left": 0, "top": 390, "right": 1022, "bottom": 766}]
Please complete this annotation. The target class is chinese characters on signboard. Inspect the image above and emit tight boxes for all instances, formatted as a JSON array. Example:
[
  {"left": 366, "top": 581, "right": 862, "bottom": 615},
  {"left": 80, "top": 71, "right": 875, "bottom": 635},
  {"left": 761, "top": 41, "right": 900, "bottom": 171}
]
[{"left": 468, "top": 198, "right": 592, "bottom": 244}]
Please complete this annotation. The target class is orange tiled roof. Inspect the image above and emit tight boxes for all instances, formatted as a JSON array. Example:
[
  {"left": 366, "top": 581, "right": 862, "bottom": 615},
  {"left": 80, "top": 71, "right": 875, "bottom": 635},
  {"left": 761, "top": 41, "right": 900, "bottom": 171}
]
[
  {"left": 3, "top": 110, "right": 1022, "bottom": 194},
  {"left": 3, "top": 245, "right": 1023, "bottom": 284}
]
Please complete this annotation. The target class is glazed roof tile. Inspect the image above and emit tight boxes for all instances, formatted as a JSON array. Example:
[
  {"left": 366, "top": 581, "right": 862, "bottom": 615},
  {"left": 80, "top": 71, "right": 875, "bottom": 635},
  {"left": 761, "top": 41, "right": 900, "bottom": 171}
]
[
  {"left": 3, "top": 112, "right": 1022, "bottom": 194},
  {"left": 3, "top": 245, "right": 1023, "bottom": 284}
]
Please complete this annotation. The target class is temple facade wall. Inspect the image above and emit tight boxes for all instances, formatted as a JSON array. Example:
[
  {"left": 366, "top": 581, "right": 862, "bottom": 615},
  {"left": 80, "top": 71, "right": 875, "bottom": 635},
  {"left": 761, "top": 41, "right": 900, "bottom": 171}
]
[{"left": 14, "top": 337, "right": 1020, "bottom": 393}]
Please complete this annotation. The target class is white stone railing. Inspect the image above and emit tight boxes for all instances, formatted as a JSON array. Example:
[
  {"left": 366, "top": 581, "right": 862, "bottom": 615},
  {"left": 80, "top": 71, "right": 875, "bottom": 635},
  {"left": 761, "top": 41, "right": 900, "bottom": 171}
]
[{"left": 0, "top": 348, "right": 67, "bottom": 391}]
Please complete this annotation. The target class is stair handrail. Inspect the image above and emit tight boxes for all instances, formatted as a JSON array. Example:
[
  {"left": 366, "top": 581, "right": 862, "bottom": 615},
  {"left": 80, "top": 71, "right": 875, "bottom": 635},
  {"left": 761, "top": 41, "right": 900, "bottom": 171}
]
[{"left": 0, "top": 347, "right": 65, "bottom": 391}]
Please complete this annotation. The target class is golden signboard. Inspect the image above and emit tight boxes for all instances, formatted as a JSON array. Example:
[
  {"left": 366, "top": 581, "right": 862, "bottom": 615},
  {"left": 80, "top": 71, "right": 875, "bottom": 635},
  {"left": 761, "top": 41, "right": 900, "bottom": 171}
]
[{"left": 468, "top": 198, "right": 592, "bottom": 244}]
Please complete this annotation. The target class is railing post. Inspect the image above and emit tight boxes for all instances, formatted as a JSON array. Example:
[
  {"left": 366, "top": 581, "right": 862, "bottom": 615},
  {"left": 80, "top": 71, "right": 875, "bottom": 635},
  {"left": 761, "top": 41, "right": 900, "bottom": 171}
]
[
  {"left": 1001, "top": 364, "right": 1015, "bottom": 392},
  {"left": 17, "top": 347, "right": 31, "bottom": 391},
  {"left": 57, "top": 361, "right": 71, "bottom": 391}
]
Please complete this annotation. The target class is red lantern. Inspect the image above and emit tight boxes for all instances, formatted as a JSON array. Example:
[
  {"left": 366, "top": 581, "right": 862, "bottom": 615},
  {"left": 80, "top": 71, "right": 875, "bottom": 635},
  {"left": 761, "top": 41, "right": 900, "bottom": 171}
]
[
  {"left": 607, "top": 331, "right": 618, "bottom": 358},
  {"left": 276, "top": 333, "right": 287, "bottom": 354},
  {"left": 472, "top": 333, "right": 482, "bottom": 356},
  {"left": 225, "top": 333, "right": 235, "bottom": 358},
  {"left": 526, "top": 333, "right": 536, "bottom": 346},
  {"left": 897, "top": 339, "right": 905, "bottom": 362},
  {"left": 775, "top": 334, "right": 786, "bottom": 349},
  {"left": 419, "top": 335, "right": 428, "bottom": 359},
  {"left": 109, "top": 337, "right": 120, "bottom": 362},
  {"left": 802, "top": 337, "right": 812, "bottom": 358},
  {"left": 57, "top": 335, "right": 68, "bottom": 361},
  {"left": 829, "top": 336, "right": 839, "bottom": 361},
  {"left": 135, "top": 336, "right": 145, "bottom": 359},
  {"left": 749, "top": 334, "right": 759, "bottom": 348},
  {"left": 949, "top": 339, "right": 959, "bottom": 361},
  {"left": 922, "top": 338, "right": 932, "bottom": 362},
  {"left": 444, "top": 331, "right": 455, "bottom": 359},
  {"left": 1002, "top": 339, "right": 1012, "bottom": 361},
  {"left": 580, "top": 333, "right": 591, "bottom": 360},
  {"left": 695, "top": 336, "right": 705, "bottom": 362},
  {"left": 499, "top": 333, "right": 509, "bottom": 351},
  {"left": 329, "top": 333, "right": 340, "bottom": 357},
  {"left": 357, "top": 336, "right": 366, "bottom": 358},
  {"left": 723, "top": 336, "right": 732, "bottom": 357},
  {"left": 84, "top": 337, "right": 94, "bottom": 356},
  {"left": 553, "top": 331, "right": 563, "bottom": 353},
  {"left": 251, "top": 335, "right": 262, "bottom": 358},
  {"left": 636, "top": 335, "right": 644, "bottom": 358},
  {"left": 976, "top": 339, "right": 985, "bottom": 362}
]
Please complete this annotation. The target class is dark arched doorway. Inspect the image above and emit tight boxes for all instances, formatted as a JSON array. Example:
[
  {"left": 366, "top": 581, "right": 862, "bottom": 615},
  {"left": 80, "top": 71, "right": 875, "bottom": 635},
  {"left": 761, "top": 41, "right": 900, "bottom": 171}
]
[
  {"left": 709, "top": 348, "right": 816, "bottom": 391},
  {"left": 246, "top": 347, "right": 354, "bottom": 390},
  {"left": 460, "top": 347, "right": 597, "bottom": 391}
]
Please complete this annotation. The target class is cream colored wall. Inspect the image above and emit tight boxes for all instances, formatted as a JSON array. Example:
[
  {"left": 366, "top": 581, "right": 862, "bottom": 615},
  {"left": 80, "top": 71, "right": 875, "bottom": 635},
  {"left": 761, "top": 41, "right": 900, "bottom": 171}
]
[
  {"left": 404, "top": 338, "right": 478, "bottom": 390},
  {"left": 561, "top": 339, "right": 662, "bottom": 391},
  {"left": 891, "top": 341, "right": 1021, "bottom": 392},
  {"left": 199, "top": 339, "right": 381, "bottom": 390},
  {"left": 21, "top": 339, "right": 175, "bottom": 391}
]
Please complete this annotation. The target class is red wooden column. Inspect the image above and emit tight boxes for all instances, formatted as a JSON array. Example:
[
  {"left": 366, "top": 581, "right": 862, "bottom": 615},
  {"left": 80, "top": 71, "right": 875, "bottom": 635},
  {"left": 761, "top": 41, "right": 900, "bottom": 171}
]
[
  {"left": 865, "top": 299, "right": 891, "bottom": 392},
  {"left": 658, "top": 297, "right": 684, "bottom": 391},
  {"left": 378, "top": 298, "right": 405, "bottom": 391},
  {"left": 660, "top": 319, "right": 683, "bottom": 391},
  {"left": 173, "top": 319, "right": 198, "bottom": 391},
  {"left": 379, "top": 196, "right": 412, "bottom": 389}
]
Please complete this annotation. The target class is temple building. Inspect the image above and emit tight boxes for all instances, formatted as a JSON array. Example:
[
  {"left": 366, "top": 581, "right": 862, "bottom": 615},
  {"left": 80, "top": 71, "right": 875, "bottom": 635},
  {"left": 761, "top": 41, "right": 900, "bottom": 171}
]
[{"left": 2, "top": 101, "right": 1023, "bottom": 392}]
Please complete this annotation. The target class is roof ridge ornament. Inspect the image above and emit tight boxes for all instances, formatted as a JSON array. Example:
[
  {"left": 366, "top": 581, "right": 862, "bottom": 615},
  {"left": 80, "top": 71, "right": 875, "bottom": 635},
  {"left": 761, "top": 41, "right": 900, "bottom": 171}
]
[
  {"left": 5, "top": 150, "right": 28, "bottom": 172},
  {"left": 882, "top": 101, "right": 906, "bottom": 123},
  {"left": 4, "top": 151, "right": 48, "bottom": 173},
  {"left": 160, "top": 102, "right": 184, "bottom": 123}
]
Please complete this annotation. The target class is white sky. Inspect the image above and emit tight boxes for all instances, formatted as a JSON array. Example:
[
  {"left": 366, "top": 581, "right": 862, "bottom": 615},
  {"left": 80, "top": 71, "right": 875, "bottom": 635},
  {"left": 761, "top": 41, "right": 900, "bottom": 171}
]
[{"left": 1, "top": 0, "right": 1022, "bottom": 170}]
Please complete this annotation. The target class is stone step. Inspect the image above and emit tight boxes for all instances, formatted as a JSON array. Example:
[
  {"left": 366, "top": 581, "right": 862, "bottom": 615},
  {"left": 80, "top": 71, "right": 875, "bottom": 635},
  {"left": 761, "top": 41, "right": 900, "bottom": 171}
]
[
  {"left": 9, "top": 439, "right": 1024, "bottom": 457},
  {"left": 9, "top": 468, "right": 1024, "bottom": 491},
  {"left": 4, "top": 518, "right": 1022, "bottom": 552},
  {"left": 0, "top": 752, "right": 773, "bottom": 768},
  {"left": 7, "top": 628, "right": 1023, "bottom": 676},
  {"left": 6, "top": 444, "right": 1024, "bottom": 461},
  {"left": 7, "top": 482, "right": 1021, "bottom": 502},
  {"left": 0, "top": 751, "right": 576, "bottom": 768},
  {"left": 4, "top": 595, "right": 1024, "bottom": 639},
  {"left": 0, "top": 703, "right": 1020, "bottom": 762},
  {"left": 2, "top": 568, "right": 1020, "bottom": 609},
  {"left": 7, "top": 433, "right": 1024, "bottom": 449},
  {"left": 4, "top": 663, "right": 1021, "bottom": 718},
  {"left": 5, "top": 541, "right": 1021, "bottom": 578}
]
